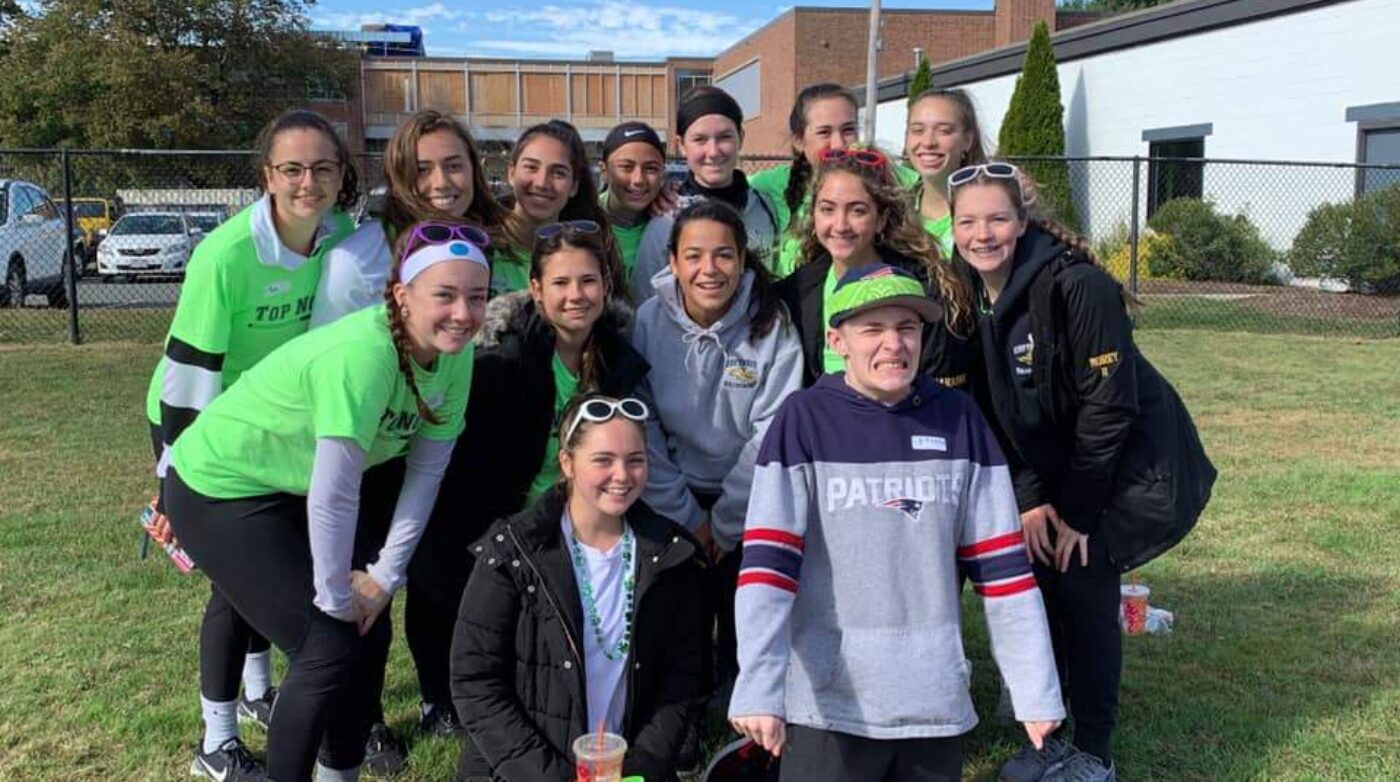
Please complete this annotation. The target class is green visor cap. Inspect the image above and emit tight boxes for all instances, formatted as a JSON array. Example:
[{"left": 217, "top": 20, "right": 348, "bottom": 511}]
[{"left": 828, "top": 262, "right": 943, "bottom": 328}]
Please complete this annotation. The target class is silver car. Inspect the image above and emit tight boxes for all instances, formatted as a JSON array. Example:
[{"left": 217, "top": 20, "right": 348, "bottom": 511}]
[{"left": 96, "top": 212, "right": 204, "bottom": 278}]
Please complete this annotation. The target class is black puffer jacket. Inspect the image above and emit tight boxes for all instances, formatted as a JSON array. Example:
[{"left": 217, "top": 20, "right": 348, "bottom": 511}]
[
  {"left": 774, "top": 249, "right": 980, "bottom": 393},
  {"left": 450, "top": 485, "right": 708, "bottom": 782},
  {"left": 410, "top": 291, "right": 650, "bottom": 608},
  {"left": 970, "top": 224, "right": 1216, "bottom": 571}
]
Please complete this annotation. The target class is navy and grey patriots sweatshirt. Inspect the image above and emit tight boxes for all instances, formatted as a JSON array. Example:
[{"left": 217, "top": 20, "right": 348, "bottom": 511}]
[{"left": 729, "top": 374, "right": 1064, "bottom": 739}]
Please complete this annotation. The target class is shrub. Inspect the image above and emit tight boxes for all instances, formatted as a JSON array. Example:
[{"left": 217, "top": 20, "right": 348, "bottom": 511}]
[
  {"left": 1102, "top": 229, "right": 1168, "bottom": 283},
  {"left": 998, "top": 21, "right": 1080, "bottom": 230},
  {"left": 907, "top": 56, "right": 933, "bottom": 107},
  {"left": 1290, "top": 184, "right": 1400, "bottom": 294},
  {"left": 1146, "top": 198, "right": 1276, "bottom": 284}
]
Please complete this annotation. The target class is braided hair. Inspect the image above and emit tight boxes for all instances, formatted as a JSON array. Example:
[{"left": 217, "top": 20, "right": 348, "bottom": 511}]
[
  {"left": 797, "top": 146, "right": 975, "bottom": 337},
  {"left": 381, "top": 221, "right": 478, "bottom": 425},
  {"left": 782, "top": 84, "right": 859, "bottom": 226},
  {"left": 947, "top": 169, "right": 1140, "bottom": 312}
]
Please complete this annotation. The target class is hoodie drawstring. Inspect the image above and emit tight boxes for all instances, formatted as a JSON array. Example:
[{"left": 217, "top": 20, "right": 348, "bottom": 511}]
[{"left": 680, "top": 328, "right": 729, "bottom": 376}]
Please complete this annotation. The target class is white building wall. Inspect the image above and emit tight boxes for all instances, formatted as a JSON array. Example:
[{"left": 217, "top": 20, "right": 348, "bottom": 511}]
[{"left": 873, "top": 0, "right": 1399, "bottom": 248}]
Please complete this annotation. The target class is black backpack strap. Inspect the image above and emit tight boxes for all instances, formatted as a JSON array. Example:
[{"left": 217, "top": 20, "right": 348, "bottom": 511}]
[{"left": 1029, "top": 251, "right": 1078, "bottom": 426}]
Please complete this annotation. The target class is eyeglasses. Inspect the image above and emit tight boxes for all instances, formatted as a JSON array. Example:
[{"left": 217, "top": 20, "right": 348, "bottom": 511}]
[
  {"left": 536, "top": 219, "right": 602, "bottom": 242},
  {"left": 563, "top": 396, "right": 649, "bottom": 445},
  {"left": 404, "top": 222, "right": 491, "bottom": 258},
  {"left": 270, "top": 161, "right": 342, "bottom": 183},
  {"left": 819, "top": 147, "right": 889, "bottom": 170},
  {"left": 947, "top": 162, "right": 1020, "bottom": 192}
]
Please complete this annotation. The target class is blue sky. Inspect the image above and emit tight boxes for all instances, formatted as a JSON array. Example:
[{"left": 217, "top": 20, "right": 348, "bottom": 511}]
[{"left": 309, "top": 0, "right": 1003, "bottom": 60}]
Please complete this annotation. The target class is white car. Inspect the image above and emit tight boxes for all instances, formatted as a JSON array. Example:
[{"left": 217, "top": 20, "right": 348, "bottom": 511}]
[
  {"left": 0, "top": 179, "right": 72, "bottom": 308},
  {"left": 97, "top": 212, "right": 204, "bottom": 278}
]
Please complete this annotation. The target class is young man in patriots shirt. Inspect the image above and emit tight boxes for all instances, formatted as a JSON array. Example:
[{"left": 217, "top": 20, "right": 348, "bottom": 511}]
[{"left": 728, "top": 264, "right": 1064, "bottom": 781}]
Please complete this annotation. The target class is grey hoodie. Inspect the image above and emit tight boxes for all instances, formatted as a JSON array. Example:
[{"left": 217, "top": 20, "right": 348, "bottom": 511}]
[{"left": 631, "top": 266, "right": 803, "bottom": 550}]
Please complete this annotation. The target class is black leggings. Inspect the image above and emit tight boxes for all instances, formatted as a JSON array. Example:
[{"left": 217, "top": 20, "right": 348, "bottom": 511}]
[
  {"left": 780, "top": 725, "right": 961, "bottom": 782},
  {"left": 1034, "top": 533, "right": 1122, "bottom": 761},
  {"left": 149, "top": 422, "right": 272, "bottom": 702},
  {"left": 167, "top": 469, "right": 389, "bottom": 782}
]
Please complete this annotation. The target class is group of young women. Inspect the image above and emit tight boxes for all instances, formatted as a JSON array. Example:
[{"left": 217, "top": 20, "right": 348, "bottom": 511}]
[{"left": 142, "top": 80, "right": 1212, "bottom": 782}]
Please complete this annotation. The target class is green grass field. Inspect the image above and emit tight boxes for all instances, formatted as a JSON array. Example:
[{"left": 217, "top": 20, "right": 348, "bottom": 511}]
[{"left": 1, "top": 330, "right": 1397, "bottom": 781}]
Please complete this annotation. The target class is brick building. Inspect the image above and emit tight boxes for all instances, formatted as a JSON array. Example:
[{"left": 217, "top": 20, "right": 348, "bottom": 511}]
[
  {"left": 712, "top": 0, "right": 1100, "bottom": 154},
  {"left": 336, "top": 1, "right": 1103, "bottom": 157}
]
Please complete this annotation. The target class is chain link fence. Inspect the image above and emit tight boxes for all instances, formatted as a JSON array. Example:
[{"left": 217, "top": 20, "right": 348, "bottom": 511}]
[{"left": 0, "top": 150, "right": 1395, "bottom": 345}]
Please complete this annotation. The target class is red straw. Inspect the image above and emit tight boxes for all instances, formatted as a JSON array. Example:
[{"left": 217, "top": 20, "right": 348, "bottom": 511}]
[{"left": 596, "top": 720, "right": 605, "bottom": 753}]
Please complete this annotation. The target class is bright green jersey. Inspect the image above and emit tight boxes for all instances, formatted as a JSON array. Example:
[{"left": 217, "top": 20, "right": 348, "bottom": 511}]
[
  {"left": 491, "top": 245, "right": 531, "bottom": 298},
  {"left": 145, "top": 202, "right": 355, "bottom": 423},
  {"left": 911, "top": 177, "right": 956, "bottom": 259},
  {"left": 821, "top": 266, "right": 845, "bottom": 374},
  {"left": 171, "top": 304, "right": 473, "bottom": 499},
  {"left": 525, "top": 352, "right": 580, "bottom": 504},
  {"left": 748, "top": 165, "right": 801, "bottom": 279},
  {"left": 600, "top": 191, "right": 649, "bottom": 287},
  {"left": 612, "top": 222, "right": 647, "bottom": 286}
]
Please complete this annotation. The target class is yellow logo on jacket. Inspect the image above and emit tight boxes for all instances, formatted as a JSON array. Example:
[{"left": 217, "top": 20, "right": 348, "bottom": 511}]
[{"left": 723, "top": 357, "right": 760, "bottom": 389}]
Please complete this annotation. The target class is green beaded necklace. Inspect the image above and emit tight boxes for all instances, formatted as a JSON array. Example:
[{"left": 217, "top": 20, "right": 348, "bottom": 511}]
[{"left": 566, "top": 516, "right": 636, "bottom": 661}]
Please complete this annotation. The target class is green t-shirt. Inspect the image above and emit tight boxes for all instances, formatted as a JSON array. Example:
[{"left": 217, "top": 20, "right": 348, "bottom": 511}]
[
  {"left": 821, "top": 265, "right": 845, "bottom": 374},
  {"left": 525, "top": 352, "right": 580, "bottom": 504},
  {"left": 912, "top": 183, "right": 956, "bottom": 259},
  {"left": 600, "top": 191, "right": 648, "bottom": 287},
  {"left": 144, "top": 205, "right": 355, "bottom": 423},
  {"left": 491, "top": 245, "right": 532, "bottom": 298},
  {"left": 171, "top": 304, "right": 473, "bottom": 499},
  {"left": 748, "top": 166, "right": 801, "bottom": 278}
]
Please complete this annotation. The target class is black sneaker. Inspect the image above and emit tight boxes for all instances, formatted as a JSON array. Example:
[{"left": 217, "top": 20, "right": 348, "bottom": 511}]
[
  {"left": 190, "top": 737, "right": 267, "bottom": 781},
  {"left": 237, "top": 687, "right": 277, "bottom": 730},
  {"left": 363, "top": 722, "right": 407, "bottom": 777},
  {"left": 419, "top": 701, "right": 464, "bottom": 738}
]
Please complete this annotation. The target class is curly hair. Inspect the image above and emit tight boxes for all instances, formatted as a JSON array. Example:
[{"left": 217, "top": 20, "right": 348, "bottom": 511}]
[{"left": 797, "top": 147, "right": 975, "bottom": 336}]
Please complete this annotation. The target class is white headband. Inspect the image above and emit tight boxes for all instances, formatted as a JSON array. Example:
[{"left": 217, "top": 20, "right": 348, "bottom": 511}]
[{"left": 401, "top": 240, "right": 490, "bottom": 285}]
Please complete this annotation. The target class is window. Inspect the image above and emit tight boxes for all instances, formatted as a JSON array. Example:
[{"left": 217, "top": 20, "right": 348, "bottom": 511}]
[
  {"left": 1146, "top": 138, "right": 1204, "bottom": 218},
  {"left": 675, "top": 69, "right": 710, "bottom": 98},
  {"left": 1358, "top": 127, "right": 1400, "bottom": 194},
  {"left": 714, "top": 60, "right": 760, "bottom": 120},
  {"left": 1346, "top": 103, "right": 1400, "bottom": 195},
  {"left": 10, "top": 186, "right": 35, "bottom": 221}
]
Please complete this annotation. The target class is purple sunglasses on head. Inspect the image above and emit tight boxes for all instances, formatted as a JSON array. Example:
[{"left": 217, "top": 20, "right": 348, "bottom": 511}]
[{"left": 403, "top": 222, "right": 491, "bottom": 259}]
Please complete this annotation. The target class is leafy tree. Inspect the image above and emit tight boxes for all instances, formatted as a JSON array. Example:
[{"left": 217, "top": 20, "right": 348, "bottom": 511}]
[
  {"left": 997, "top": 20, "right": 1079, "bottom": 228},
  {"left": 907, "top": 52, "right": 933, "bottom": 107},
  {"left": 0, "top": 0, "right": 357, "bottom": 150},
  {"left": 1058, "top": 0, "right": 1171, "bottom": 11}
]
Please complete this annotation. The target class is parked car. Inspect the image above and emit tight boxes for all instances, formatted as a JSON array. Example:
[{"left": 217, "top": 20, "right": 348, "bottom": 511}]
[
  {"left": 185, "top": 211, "right": 224, "bottom": 239},
  {"left": 0, "top": 179, "right": 73, "bottom": 308},
  {"left": 96, "top": 212, "right": 204, "bottom": 279},
  {"left": 60, "top": 196, "right": 121, "bottom": 274}
]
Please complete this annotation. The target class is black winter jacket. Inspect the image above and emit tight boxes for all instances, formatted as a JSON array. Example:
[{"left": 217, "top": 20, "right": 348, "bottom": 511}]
[
  {"left": 774, "top": 250, "right": 980, "bottom": 392},
  {"left": 970, "top": 225, "right": 1216, "bottom": 571},
  {"left": 412, "top": 292, "right": 650, "bottom": 606},
  {"left": 450, "top": 485, "right": 709, "bottom": 782}
]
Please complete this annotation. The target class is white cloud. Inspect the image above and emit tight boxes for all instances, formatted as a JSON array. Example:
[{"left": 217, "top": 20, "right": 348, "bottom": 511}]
[
  {"left": 468, "top": 1, "right": 764, "bottom": 58},
  {"left": 311, "top": 2, "right": 465, "bottom": 30}
]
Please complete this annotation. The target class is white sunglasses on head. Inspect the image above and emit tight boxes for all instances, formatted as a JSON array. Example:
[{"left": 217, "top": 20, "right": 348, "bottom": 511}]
[{"left": 563, "top": 397, "right": 650, "bottom": 445}]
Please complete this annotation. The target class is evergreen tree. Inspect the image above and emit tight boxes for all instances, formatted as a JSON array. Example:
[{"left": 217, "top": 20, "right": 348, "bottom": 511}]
[
  {"left": 907, "top": 53, "right": 933, "bottom": 107},
  {"left": 997, "top": 20, "right": 1079, "bottom": 228}
]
